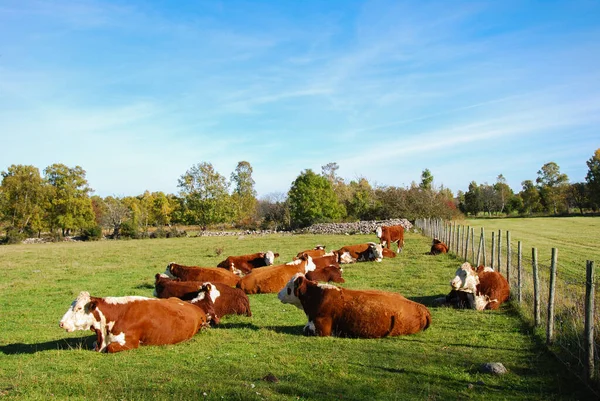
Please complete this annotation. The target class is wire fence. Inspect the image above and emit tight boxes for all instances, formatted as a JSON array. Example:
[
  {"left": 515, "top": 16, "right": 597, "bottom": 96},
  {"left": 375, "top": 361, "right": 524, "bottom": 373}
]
[{"left": 414, "top": 218, "right": 599, "bottom": 394}]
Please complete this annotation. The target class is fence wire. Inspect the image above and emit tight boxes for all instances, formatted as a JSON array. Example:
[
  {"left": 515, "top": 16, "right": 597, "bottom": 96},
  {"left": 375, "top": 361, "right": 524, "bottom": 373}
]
[{"left": 414, "top": 219, "right": 599, "bottom": 394}]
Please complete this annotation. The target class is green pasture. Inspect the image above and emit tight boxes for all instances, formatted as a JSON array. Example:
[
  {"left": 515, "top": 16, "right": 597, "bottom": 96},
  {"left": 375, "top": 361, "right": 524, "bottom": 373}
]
[{"left": 0, "top": 231, "right": 595, "bottom": 400}]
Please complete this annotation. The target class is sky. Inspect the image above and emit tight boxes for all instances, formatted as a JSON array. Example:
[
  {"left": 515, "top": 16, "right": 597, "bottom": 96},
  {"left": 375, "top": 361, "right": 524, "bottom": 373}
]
[{"left": 1, "top": 0, "right": 599, "bottom": 199}]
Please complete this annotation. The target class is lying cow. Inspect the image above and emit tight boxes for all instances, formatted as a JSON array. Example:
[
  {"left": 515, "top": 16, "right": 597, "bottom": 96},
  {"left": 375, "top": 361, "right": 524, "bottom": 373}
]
[
  {"left": 154, "top": 274, "right": 252, "bottom": 318},
  {"left": 59, "top": 291, "right": 211, "bottom": 353},
  {"left": 336, "top": 242, "right": 383, "bottom": 263},
  {"left": 237, "top": 254, "right": 316, "bottom": 294},
  {"left": 449, "top": 262, "right": 510, "bottom": 310},
  {"left": 295, "top": 245, "right": 327, "bottom": 259},
  {"left": 375, "top": 225, "right": 405, "bottom": 253},
  {"left": 312, "top": 252, "right": 342, "bottom": 269},
  {"left": 382, "top": 248, "right": 397, "bottom": 258},
  {"left": 429, "top": 239, "right": 448, "bottom": 255},
  {"left": 278, "top": 274, "right": 431, "bottom": 338},
  {"left": 164, "top": 262, "right": 240, "bottom": 287},
  {"left": 217, "top": 251, "right": 279, "bottom": 276},
  {"left": 305, "top": 265, "right": 345, "bottom": 283}
]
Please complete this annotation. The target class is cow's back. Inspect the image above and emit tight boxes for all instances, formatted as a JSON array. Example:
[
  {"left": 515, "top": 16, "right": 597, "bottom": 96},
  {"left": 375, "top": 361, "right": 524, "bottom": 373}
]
[
  {"left": 319, "top": 288, "right": 430, "bottom": 337},
  {"left": 238, "top": 264, "right": 304, "bottom": 294},
  {"left": 176, "top": 266, "right": 240, "bottom": 286}
]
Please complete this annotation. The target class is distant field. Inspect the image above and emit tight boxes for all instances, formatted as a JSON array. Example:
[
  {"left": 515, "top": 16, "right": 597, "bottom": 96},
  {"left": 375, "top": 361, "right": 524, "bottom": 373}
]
[
  {"left": 463, "top": 217, "right": 600, "bottom": 284},
  {"left": 0, "top": 232, "right": 596, "bottom": 400}
]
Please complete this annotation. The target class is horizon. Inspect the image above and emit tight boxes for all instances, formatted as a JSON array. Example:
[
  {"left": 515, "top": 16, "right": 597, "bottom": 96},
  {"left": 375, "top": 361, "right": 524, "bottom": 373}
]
[{"left": 1, "top": 1, "right": 598, "bottom": 198}]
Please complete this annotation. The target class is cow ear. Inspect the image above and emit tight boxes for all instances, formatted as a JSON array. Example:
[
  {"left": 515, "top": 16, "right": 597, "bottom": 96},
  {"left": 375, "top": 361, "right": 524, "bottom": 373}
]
[
  {"left": 259, "top": 253, "right": 265, "bottom": 257},
  {"left": 302, "top": 252, "right": 309, "bottom": 260},
  {"left": 294, "top": 275, "right": 307, "bottom": 295},
  {"left": 87, "top": 301, "right": 97, "bottom": 312},
  {"left": 274, "top": 253, "right": 280, "bottom": 258}
]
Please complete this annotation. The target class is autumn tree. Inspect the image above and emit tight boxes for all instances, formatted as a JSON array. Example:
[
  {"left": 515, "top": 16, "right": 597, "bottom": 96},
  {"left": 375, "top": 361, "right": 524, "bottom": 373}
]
[
  {"left": 536, "top": 162, "right": 569, "bottom": 215},
  {"left": 519, "top": 180, "right": 542, "bottom": 215},
  {"left": 586, "top": 148, "right": 600, "bottom": 210},
  {"left": 0, "top": 164, "right": 48, "bottom": 238},
  {"left": 44, "top": 164, "right": 95, "bottom": 236},
  {"left": 178, "top": 162, "right": 230, "bottom": 227},
  {"left": 288, "top": 169, "right": 344, "bottom": 228}
]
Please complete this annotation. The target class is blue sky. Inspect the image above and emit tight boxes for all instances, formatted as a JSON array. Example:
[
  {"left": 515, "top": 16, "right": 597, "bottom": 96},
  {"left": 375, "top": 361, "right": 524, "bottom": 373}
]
[{"left": 1, "top": 0, "right": 599, "bottom": 198}]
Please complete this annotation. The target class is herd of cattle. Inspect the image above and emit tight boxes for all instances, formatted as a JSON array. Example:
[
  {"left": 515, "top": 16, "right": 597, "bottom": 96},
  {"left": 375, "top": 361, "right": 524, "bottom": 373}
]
[{"left": 59, "top": 225, "right": 510, "bottom": 353}]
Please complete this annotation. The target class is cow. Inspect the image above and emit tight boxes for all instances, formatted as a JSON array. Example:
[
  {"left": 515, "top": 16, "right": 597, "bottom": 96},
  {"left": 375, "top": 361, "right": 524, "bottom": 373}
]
[
  {"left": 305, "top": 265, "right": 345, "bottom": 283},
  {"left": 311, "top": 252, "right": 343, "bottom": 269},
  {"left": 278, "top": 274, "right": 431, "bottom": 338},
  {"left": 217, "top": 251, "right": 279, "bottom": 276},
  {"left": 382, "top": 248, "right": 397, "bottom": 258},
  {"left": 449, "top": 262, "right": 510, "bottom": 310},
  {"left": 429, "top": 238, "right": 448, "bottom": 255},
  {"left": 154, "top": 274, "right": 252, "bottom": 318},
  {"left": 164, "top": 262, "right": 240, "bottom": 287},
  {"left": 336, "top": 242, "right": 383, "bottom": 263},
  {"left": 236, "top": 254, "right": 316, "bottom": 294},
  {"left": 295, "top": 245, "right": 327, "bottom": 259},
  {"left": 375, "top": 225, "right": 405, "bottom": 253},
  {"left": 59, "top": 291, "right": 210, "bottom": 353}
]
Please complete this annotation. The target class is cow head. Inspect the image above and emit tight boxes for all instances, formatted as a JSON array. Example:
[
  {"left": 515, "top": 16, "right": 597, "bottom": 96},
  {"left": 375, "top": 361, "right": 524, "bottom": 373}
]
[
  {"left": 59, "top": 291, "right": 98, "bottom": 332},
  {"left": 264, "top": 251, "right": 279, "bottom": 266},
  {"left": 289, "top": 253, "right": 316, "bottom": 273},
  {"left": 375, "top": 226, "right": 383, "bottom": 239},
  {"left": 163, "top": 262, "right": 176, "bottom": 279},
  {"left": 450, "top": 262, "right": 479, "bottom": 293},
  {"left": 338, "top": 251, "right": 354, "bottom": 264},
  {"left": 190, "top": 283, "right": 221, "bottom": 324},
  {"left": 278, "top": 273, "right": 306, "bottom": 309},
  {"left": 368, "top": 242, "right": 384, "bottom": 262},
  {"left": 314, "top": 245, "right": 326, "bottom": 250}
]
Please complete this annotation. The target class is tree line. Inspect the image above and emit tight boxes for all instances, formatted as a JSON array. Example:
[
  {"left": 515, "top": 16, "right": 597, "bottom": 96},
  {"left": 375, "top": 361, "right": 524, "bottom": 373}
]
[
  {"left": 458, "top": 149, "right": 600, "bottom": 216},
  {"left": 1, "top": 149, "right": 599, "bottom": 243}
]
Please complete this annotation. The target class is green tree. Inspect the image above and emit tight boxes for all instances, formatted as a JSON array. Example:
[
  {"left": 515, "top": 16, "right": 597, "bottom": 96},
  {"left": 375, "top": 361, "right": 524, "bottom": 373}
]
[
  {"left": 567, "top": 183, "right": 589, "bottom": 215},
  {"left": 178, "top": 162, "right": 230, "bottom": 227},
  {"left": 419, "top": 169, "right": 433, "bottom": 190},
  {"left": 463, "top": 181, "right": 483, "bottom": 216},
  {"left": 585, "top": 148, "right": 600, "bottom": 210},
  {"left": 288, "top": 169, "right": 344, "bottom": 228},
  {"left": 519, "top": 180, "right": 542, "bottom": 215},
  {"left": 0, "top": 164, "right": 47, "bottom": 236},
  {"left": 230, "top": 161, "right": 258, "bottom": 227},
  {"left": 345, "top": 178, "right": 378, "bottom": 220},
  {"left": 494, "top": 174, "right": 513, "bottom": 214},
  {"left": 536, "top": 162, "right": 569, "bottom": 215},
  {"left": 150, "top": 192, "right": 175, "bottom": 227},
  {"left": 44, "top": 164, "right": 94, "bottom": 236}
]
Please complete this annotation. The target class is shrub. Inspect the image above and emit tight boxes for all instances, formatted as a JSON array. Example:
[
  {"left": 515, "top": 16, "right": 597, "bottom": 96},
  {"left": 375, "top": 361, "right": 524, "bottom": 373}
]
[
  {"left": 119, "top": 221, "right": 138, "bottom": 239},
  {"left": 5, "top": 229, "right": 26, "bottom": 245},
  {"left": 82, "top": 226, "right": 103, "bottom": 241}
]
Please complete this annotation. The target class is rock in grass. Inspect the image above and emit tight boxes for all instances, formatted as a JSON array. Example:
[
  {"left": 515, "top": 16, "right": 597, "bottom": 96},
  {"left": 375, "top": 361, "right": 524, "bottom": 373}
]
[
  {"left": 480, "top": 362, "right": 508, "bottom": 375},
  {"left": 262, "top": 373, "right": 279, "bottom": 383}
]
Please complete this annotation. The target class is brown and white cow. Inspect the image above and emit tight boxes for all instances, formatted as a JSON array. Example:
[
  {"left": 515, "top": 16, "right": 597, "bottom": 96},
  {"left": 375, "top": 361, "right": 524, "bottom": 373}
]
[
  {"left": 375, "top": 225, "right": 405, "bottom": 253},
  {"left": 59, "top": 292, "right": 211, "bottom": 353},
  {"left": 305, "top": 264, "right": 345, "bottom": 283},
  {"left": 429, "top": 238, "right": 449, "bottom": 255},
  {"left": 295, "top": 245, "right": 327, "bottom": 260},
  {"left": 154, "top": 274, "right": 252, "bottom": 319},
  {"left": 236, "top": 254, "right": 316, "bottom": 294},
  {"left": 217, "top": 251, "right": 279, "bottom": 276},
  {"left": 278, "top": 274, "right": 431, "bottom": 338},
  {"left": 311, "top": 252, "right": 342, "bottom": 269},
  {"left": 449, "top": 262, "right": 510, "bottom": 310},
  {"left": 164, "top": 262, "right": 240, "bottom": 286},
  {"left": 336, "top": 242, "right": 383, "bottom": 263}
]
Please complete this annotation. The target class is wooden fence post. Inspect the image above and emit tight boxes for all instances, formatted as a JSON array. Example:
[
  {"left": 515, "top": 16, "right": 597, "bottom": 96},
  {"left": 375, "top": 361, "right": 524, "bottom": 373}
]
[
  {"left": 532, "top": 248, "right": 540, "bottom": 327},
  {"left": 497, "top": 230, "right": 502, "bottom": 275},
  {"left": 482, "top": 228, "right": 486, "bottom": 266},
  {"left": 491, "top": 231, "right": 496, "bottom": 270},
  {"left": 476, "top": 228, "right": 483, "bottom": 266},
  {"left": 506, "top": 231, "right": 511, "bottom": 285},
  {"left": 470, "top": 227, "right": 475, "bottom": 265},
  {"left": 547, "top": 248, "right": 558, "bottom": 345},
  {"left": 517, "top": 241, "right": 522, "bottom": 303},
  {"left": 460, "top": 225, "right": 465, "bottom": 259},
  {"left": 585, "top": 260, "right": 596, "bottom": 382},
  {"left": 464, "top": 226, "right": 470, "bottom": 262}
]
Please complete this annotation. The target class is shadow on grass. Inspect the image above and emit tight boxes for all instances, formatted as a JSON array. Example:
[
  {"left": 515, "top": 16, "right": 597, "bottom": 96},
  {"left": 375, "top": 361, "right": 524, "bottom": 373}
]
[
  {"left": 135, "top": 283, "right": 155, "bottom": 290},
  {"left": 409, "top": 293, "right": 448, "bottom": 307},
  {"left": 0, "top": 335, "right": 96, "bottom": 355},
  {"left": 214, "top": 322, "right": 262, "bottom": 331},
  {"left": 265, "top": 325, "right": 305, "bottom": 336}
]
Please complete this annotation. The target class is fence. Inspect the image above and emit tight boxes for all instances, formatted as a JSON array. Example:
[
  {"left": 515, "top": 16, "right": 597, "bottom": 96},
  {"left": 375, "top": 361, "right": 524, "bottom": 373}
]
[{"left": 414, "top": 218, "right": 599, "bottom": 393}]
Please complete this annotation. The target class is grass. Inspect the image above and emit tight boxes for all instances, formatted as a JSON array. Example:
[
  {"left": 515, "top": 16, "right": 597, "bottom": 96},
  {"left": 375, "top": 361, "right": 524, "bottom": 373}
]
[{"left": 0, "top": 231, "right": 597, "bottom": 400}]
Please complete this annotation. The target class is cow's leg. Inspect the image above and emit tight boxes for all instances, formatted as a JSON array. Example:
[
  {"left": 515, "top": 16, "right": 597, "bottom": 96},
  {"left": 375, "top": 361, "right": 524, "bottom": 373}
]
[
  {"left": 105, "top": 338, "right": 140, "bottom": 353},
  {"left": 313, "top": 317, "right": 333, "bottom": 336}
]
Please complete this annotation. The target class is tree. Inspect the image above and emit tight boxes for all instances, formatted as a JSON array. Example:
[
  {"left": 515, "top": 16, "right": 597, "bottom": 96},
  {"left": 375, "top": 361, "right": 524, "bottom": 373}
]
[
  {"left": 230, "top": 161, "right": 258, "bottom": 227},
  {"left": 257, "top": 192, "right": 290, "bottom": 230},
  {"left": 0, "top": 164, "right": 47, "bottom": 236},
  {"left": 536, "top": 162, "right": 569, "bottom": 215},
  {"left": 519, "top": 180, "right": 542, "bottom": 215},
  {"left": 494, "top": 174, "right": 513, "bottom": 214},
  {"left": 288, "top": 169, "right": 344, "bottom": 228},
  {"left": 567, "top": 183, "right": 589, "bottom": 215},
  {"left": 44, "top": 163, "right": 95, "bottom": 236},
  {"left": 585, "top": 148, "right": 600, "bottom": 210},
  {"left": 345, "top": 178, "right": 378, "bottom": 220},
  {"left": 178, "top": 162, "right": 230, "bottom": 227},
  {"left": 102, "top": 196, "right": 131, "bottom": 238},
  {"left": 463, "top": 181, "right": 483, "bottom": 216},
  {"left": 419, "top": 169, "right": 433, "bottom": 190}
]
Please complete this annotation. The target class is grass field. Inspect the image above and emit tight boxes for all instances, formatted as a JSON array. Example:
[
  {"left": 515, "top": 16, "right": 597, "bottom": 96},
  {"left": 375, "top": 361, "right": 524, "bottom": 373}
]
[{"left": 0, "top": 230, "right": 597, "bottom": 400}]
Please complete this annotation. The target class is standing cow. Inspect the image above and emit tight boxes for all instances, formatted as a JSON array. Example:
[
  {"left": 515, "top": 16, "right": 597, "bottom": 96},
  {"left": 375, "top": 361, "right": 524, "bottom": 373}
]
[{"left": 375, "top": 225, "right": 405, "bottom": 253}]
